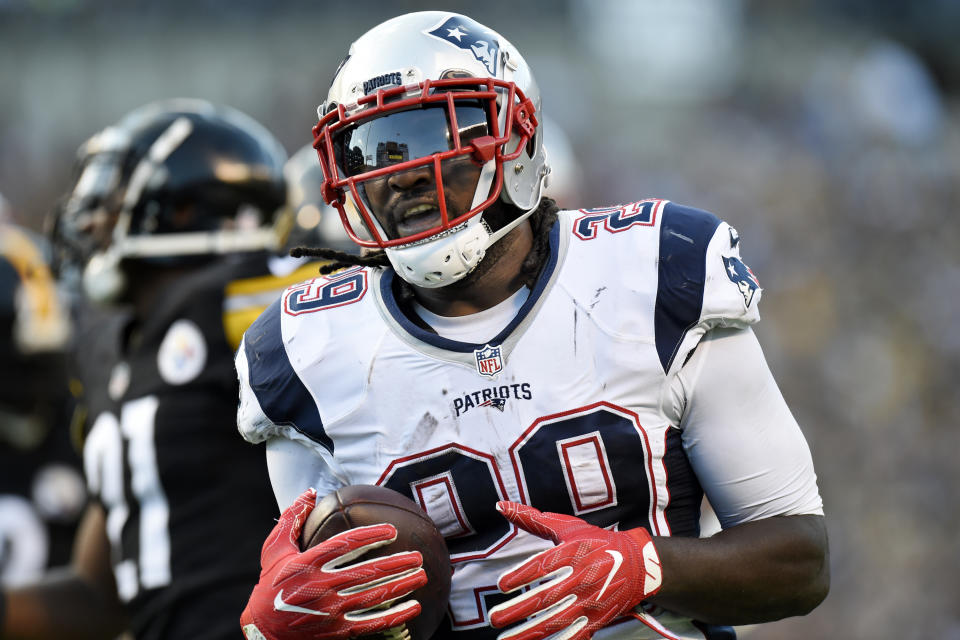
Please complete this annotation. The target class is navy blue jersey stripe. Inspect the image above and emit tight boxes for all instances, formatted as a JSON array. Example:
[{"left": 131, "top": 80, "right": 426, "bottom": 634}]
[
  {"left": 654, "top": 203, "right": 721, "bottom": 372},
  {"left": 382, "top": 219, "right": 562, "bottom": 351},
  {"left": 243, "top": 298, "right": 333, "bottom": 453}
]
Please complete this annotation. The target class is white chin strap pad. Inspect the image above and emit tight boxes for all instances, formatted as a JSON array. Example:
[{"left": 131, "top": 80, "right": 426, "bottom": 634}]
[
  {"left": 385, "top": 204, "right": 540, "bottom": 289},
  {"left": 385, "top": 219, "right": 490, "bottom": 289}
]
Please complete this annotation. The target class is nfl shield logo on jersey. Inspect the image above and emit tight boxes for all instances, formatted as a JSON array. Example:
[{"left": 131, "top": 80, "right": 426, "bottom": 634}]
[{"left": 474, "top": 344, "right": 503, "bottom": 378}]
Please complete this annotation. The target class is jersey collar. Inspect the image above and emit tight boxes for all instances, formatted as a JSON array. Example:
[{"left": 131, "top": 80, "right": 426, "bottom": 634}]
[{"left": 377, "top": 217, "right": 564, "bottom": 354}]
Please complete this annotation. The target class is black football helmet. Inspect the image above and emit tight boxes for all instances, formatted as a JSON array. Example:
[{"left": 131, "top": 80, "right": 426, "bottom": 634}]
[{"left": 55, "top": 98, "right": 288, "bottom": 302}]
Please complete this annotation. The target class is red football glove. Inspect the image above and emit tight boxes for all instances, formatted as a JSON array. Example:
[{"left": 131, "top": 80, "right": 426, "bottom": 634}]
[
  {"left": 488, "top": 501, "right": 662, "bottom": 640},
  {"left": 240, "top": 488, "right": 428, "bottom": 640}
]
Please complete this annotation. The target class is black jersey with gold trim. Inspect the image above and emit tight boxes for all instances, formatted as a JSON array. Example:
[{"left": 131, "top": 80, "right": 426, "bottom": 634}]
[
  {"left": 74, "top": 253, "right": 322, "bottom": 640},
  {"left": 0, "top": 223, "right": 85, "bottom": 584}
]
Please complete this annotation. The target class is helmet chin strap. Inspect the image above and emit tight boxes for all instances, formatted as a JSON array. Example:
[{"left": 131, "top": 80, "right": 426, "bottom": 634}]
[
  {"left": 384, "top": 199, "right": 537, "bottom": 289},
  {"left": 481, "top": 200, "right": 537, "bottom": 251}
]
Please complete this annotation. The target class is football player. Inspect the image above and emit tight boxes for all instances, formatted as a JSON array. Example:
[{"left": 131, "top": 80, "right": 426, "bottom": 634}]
[
  {"left": 0, "top": 100, "right": 322, "bottom": 639},
  {"left": 0, "top": 222, "right": 84, "bottom": 588},
  {"left": 236, "top": 12, "right": 829, "bottom": 640}
]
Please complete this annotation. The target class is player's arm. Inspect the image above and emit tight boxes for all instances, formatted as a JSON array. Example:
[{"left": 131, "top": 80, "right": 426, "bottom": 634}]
[
  {"left": 2, "top": 503, "right": 128, "bottom": 640},
  {"left": 648, "top": 325, "right": 829, "bottom": 623},
  {"left": 264, "top": 436, "right": 343, "bottom": 511},
  {"left": 491, "top": 327, "right": 827, "bottom": 638},
  {"left": 649, "top": 514, "right": 827, "bottom": 624}
]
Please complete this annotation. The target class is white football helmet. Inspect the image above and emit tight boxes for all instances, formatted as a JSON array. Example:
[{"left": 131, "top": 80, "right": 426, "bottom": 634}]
[{"left": 312, "top": 11, "right": 549, "bottom": 288}]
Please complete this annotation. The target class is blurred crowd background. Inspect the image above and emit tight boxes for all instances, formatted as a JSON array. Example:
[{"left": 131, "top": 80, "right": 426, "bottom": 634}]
[{"left": 2, "top": 0, "right": 958, "bottom": 638}]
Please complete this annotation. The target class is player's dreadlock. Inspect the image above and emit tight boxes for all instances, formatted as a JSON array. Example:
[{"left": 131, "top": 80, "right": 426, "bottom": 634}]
[
  {"left": 288, "top": 245, "right": 391, "bottom": 274},
  {"left": 290, "top": 197, "right": 560, "bottom": 302}
]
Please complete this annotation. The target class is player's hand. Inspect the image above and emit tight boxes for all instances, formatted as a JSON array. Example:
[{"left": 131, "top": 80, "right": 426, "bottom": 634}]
[
  {"left": 489, "top": 501, "right": 662, "bottom": 640},
  {"left": 240, "top": 488, "right": 428, "bottom": 640}
]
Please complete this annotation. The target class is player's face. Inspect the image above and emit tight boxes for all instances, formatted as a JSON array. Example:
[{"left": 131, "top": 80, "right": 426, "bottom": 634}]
[
  {"left": 361, "top": 157, "right": 482, "bottom": 239},
  {"left": 333, "top": 102, "right": 490, "bottom": 241},
  {"left": 77, "top": 200, "right": 121, "bottom": 253}
]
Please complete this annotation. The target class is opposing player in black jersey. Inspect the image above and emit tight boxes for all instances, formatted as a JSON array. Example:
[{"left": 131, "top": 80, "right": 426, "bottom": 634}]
[
  {"left": 0, "top": 99, "right": 320, "bottom": 639},
  {"left": 0, "top": 222, "right": 84, "bottom": 589}
]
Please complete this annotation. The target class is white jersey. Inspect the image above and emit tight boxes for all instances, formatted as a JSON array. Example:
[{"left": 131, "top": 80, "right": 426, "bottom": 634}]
[{"left": 236, "top": 200, "right": 821, "bottom": 640}]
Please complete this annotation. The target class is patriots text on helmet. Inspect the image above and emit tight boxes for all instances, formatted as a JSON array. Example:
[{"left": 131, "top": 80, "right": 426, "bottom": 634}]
[{"left": 361, "top": 72, "right": 403, "bottom": 95}]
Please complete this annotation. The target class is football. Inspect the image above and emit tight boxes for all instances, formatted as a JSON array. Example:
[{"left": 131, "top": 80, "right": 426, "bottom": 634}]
[{"left": 300, "top": 484, "right": 452, "bottom": 640}]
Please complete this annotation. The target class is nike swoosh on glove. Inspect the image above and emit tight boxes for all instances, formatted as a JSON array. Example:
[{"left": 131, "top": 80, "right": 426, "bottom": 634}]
[
  {"left": 240, "top": 488, "right": 428, "bottom": 640},
  {"left": 488, "top": 501, "right": 662, "bottom": 640}
]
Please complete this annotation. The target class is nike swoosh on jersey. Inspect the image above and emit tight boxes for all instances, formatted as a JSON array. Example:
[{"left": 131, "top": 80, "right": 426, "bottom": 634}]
[
  {"left": 273, "top": 590, "right": 330, "bottom": 616},
  {"left": 597, "top": 549, "right": 623, "bottom": 600}
]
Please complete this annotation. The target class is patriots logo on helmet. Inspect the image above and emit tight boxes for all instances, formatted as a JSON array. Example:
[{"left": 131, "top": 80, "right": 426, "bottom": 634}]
[
  {"left": 723, "top": 256, "right": 761, "bottom": 308},
  {"left": 474, "top": 344, "right": 503, "bottom": 378},
  {"left": 427, "top": 16, "right": 500, "bottom": 75}
]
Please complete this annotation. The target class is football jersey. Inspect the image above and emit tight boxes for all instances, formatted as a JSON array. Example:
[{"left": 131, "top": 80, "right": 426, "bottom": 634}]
[
  {"left": 237, "top": 201, "right": 764, "bottom": 640},
  {"left": 0, "top": 223, "right": 84, "bottom": 585},
  {"left": 76, "top": 253, "right": 321, "bottom": 640}
]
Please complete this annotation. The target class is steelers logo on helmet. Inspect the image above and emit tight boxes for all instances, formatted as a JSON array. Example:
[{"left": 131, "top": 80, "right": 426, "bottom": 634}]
[{"left": 313, "top": 11, "right": 549, "bottom": 288}]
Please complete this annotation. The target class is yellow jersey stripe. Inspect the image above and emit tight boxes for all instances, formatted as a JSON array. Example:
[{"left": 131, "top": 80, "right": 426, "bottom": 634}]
[{"left": 222, "top": 261, "right": 326, "bottom": 351}]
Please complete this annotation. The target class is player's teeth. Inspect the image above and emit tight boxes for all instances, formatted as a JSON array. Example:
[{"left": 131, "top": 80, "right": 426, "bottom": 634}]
[{"left": 406, "top": 204, "right": 434, "bottom": 216}]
